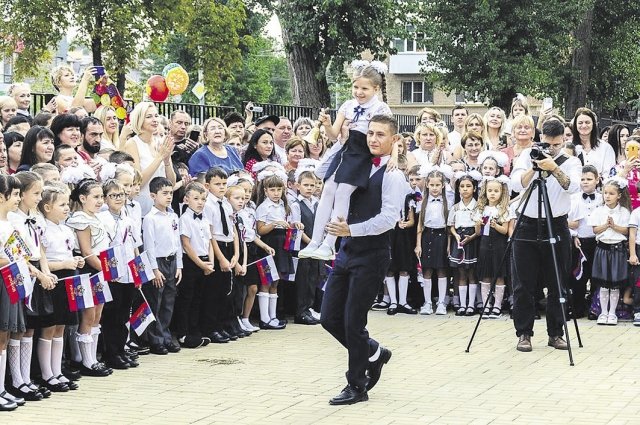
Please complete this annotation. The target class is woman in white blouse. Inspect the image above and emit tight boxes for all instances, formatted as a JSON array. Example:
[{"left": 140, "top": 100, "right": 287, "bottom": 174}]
[{"left": 571, "top": 107, "right": 615, "bottom": 178}]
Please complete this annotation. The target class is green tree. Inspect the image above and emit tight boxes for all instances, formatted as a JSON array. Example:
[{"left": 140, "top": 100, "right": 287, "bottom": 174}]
[{"left": 263, "top": 0, "right": 413, "bottom": 107}]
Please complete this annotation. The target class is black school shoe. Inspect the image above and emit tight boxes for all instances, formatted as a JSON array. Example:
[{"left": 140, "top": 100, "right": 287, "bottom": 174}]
[
  {"left": 8, "top": 384, "right": 42, "bottom": 401},
  {"left": 178, "top": 335, "right": 206, "bottom": 349},
  {"left": 150, "top": 344, "right": 169, "bottom": 355},
  {"left": 80, "top": 363, "right": 110, "bottom": 377},
  {"left": 329, "top": 385, "right": 368, "bottom": 406},
  {"left": 366, "top": 346, "right": 392, "bottom": 391},
  {"left": 165, "top": 342, "right": 181, "bottom": 353},
  {"left": 208, "top": 331, "right": 229, "bottom": 343},
  {"left": 104, "top": 355, "right": 130, "bottom": 370}
]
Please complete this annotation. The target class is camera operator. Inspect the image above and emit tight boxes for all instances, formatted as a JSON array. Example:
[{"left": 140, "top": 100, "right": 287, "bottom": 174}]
[{"left": 510, "top": 119, "right": 582, "bottom": 352}]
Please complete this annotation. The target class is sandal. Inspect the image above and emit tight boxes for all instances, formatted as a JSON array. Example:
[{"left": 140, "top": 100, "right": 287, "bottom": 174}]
[
  {"left": 372, "top": 300, "right": 390, "bottom": 311},
  {"left": 490, "top": 307, "right": 502, "bottom": 319},
  {"left": 455, "top": 307, "right": 466, "bottom": 316},
  {"left": 465, "top": 306, "right": 476, "bottom": 316}
]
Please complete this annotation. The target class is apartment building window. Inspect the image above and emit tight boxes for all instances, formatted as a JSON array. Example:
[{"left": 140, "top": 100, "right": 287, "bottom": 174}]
[
  {"left": 2, "top": 58, "right": 12, "bottom": 84},
  {"left": 401, "top": 81, "right": 433, "bottom": 104},
  {"left": 392, "top": 32, "right": 425, "bottom": 53}
]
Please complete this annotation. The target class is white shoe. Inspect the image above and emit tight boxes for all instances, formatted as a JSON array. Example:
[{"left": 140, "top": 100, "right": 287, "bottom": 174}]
[
  {"left": 607, "top": 314, "right": 618, "bottom": 326},
  {"left": 420, "top": 302, "right": 433, "bottom": 315},
  {"left": 597, "top": 313, "right": 608, "bottom": 325},
  {"left": 309, "top": 243, "right": 335, "bottom": 261},
  {"left": 309, "top": 309, "right": 321, "bottom": 320},
  {"left": 633, "top": 312, "right": 640, "bottom": 326},
  {"left": 435, "top": 302, "right": 447, "bottom": 315},
  {"left": 299, "top": 241, "right": 321, "bottom": 258},
  {"left": 241, "top": 318, "right": 259, "bottom": 332},
  {"left": 238, "top": 317, "right": 250, "bottom": 332}
]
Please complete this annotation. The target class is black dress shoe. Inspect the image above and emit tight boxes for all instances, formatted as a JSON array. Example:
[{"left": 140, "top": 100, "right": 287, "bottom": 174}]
[
  {"left": 294, "top": 313, "right": 320, "bottom": 325},
  {"left": 366, "top": 346, "right": 392, "bottom": 391},
  {"left": 226, "top": 326, "right": 244, "bottom": 338},
  {"left": 0, "top": 391, "right": 18, "bottom": 411},
  {"left": 124, "top": 349, "right": 139, "bottom": 360},
  {"left": 208, "top": 331, "right": 229, "bottom": 343},
  {"left": 79, "top": 364, "right": 110, "bottom": 377},
  {"left": 28, "top": 382, "right": 51, "bottom": 398},
  {"left": 10, "top": 384, "right": 42, "bottom": 401},
  {"left": 56, "top": 375, "right": 79, "bottom": 390},
  {"left": 397, "top": 304, "right": 418, "bottom": 315},
  {"left": 62, "top": 367, "right": 82, "bottom": 381},
  {"left": 121, "top": 354, "right": 139, "bottom": 368},
  {"left": 150, "top": 344, "right": 169, "bottom": 355},
  {"left": 42, "top": 377, "right": 69, "bottom": 392},
  {"left": 259, "top": 319, "right": 285, "bottom": 330},
  {"left": 387, "top": 303, "right": 398, "bottom": 315},
  {"left": 165, "top": 342, "right": 181, "bottom": 353},
  {"left": 219, "top": 330, "right": 238, "bottom": 341},
  {"left": 105, "top": 355, "right": 130, "bottom": 370},
  {"left": 329, "top": 385, "right": 368, "bottom": 405}
]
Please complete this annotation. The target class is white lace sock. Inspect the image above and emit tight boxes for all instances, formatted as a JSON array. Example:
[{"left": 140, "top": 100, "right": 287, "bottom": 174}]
[
  {"left": 7, "top": 339, "right": 24, "bottom": 389},
  {"left": 51, "top": 337, "right": 65, "bottom": 381},
  {"left": 20, "top": 336, "right": 33, "bottom": 385}
]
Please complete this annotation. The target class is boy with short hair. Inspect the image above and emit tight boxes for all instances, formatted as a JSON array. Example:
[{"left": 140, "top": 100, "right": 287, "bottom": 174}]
[{"left": 142, "top": 177, "right": 183, "bottom": 355}]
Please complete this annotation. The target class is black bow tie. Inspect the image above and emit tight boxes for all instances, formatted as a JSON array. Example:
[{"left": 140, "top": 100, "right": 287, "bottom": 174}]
[
  {"left": 582, "top": 193, "right": 595, "bottom": 200},
  {"left": 25, "top": 217, "right": 36, "bottom": 226},
  {"left": 431, "top": 198, "right": 442, "bottom": 202},
  {"left": 128, "top": 202, "right": 135, "bottom": 208},
  {"left": 193, "top": 212, "right": 203, "bottom": 220}
]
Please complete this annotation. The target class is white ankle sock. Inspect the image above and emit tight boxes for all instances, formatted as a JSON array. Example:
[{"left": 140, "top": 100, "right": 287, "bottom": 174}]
[
  {"left": 609, "top": 288, "right": 620, "bottom": 316},
  {"left": 268, "top": 294, "right": 278, "bottom": 321},
  {"left": 20, "top": 336, "right": 33, "bottom": 385},
  {"left": 398, "top": 276, "right": 409, "bottom": 306},
  {"left": 37, "top": 338, "right": 55, "bottom": 381},
  {"left": 257, "top": 293, "right": 270, "bottom": 323},
  {"left": 7, "top": 339, "right": 23, "bottom": 388},
  {"left": 0, "top": 350, "right": 6, "bottom": 393},
  {"left": 459, "top": 286, "right": 468, "bottom": 308},
  {"left": 480, "top": 282, "right": 491, "bottom": 308},
  {"left": 422, "top": 279, "right": 432, "bottom": 305},
  {"left": 599, "top": 288, "right": 610, "bottom": 315},
  {"left": 368, "top": 345, "right": 381, "bottom": 362},
  {"left": 494, "top": 285, "right": 506, "bottom": 311},
  {"left": 241, "top": 318, "right": 253, "bottom": 329},
  {"left": 385, "top": 277, "right": 398, "bottom": 305},
  {"left": 51, "top": 337, "right": 64, "bottom": 378},
  {"left": 437, "top": 277, "right": 447, "bottom": 304}
]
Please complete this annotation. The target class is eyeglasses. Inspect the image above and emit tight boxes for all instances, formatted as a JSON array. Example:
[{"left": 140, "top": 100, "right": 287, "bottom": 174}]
[{"left": 107, "top": 193, "right": 126, "bottom": 200}]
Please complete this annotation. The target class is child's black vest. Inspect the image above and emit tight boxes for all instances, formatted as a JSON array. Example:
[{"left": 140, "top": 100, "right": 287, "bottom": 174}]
[
  {"left": 344, "top": 164, "right": 390, "bottom": 252},
  {"left": 299, "top": 200, "right": 316, "bottom": 249}
]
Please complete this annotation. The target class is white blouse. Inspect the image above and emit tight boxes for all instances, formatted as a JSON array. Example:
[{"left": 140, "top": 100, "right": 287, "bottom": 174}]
[{"left": 587, "top": 204, "right": 630, "bottom": 244}]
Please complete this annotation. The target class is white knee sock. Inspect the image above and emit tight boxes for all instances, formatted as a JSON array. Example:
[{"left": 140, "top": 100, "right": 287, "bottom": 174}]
[
  {"left": 437, "top": 277, "right": 448, "bottom": 305},
  {"left": 459, "top": 285, "right": 468, "bottom": 308},
  {"left": 599, "top": 288, "right": 610, "bottom": 315},
  {"left": 20, "top": 336, "right": 33, "bottom": 385},
  {"left": 91, "top": 326, "right": 101, "bottom": 364},
  {"left": 268, "top": 294, "right": 278, "bottom": 321},
  {"left": 7, "top": 339, "right": 23, "bottom": 388},
  {"left": 468, "top": 284, "right": 478, "bottom": 309},
  {"left": 51, "top": 337, "right": 64, "bottom": 379},
  {"left": 257, "top": 293, "right": 270, "bottom": 323},
  {"left": 312, "top": 178, "right": 338, "bottom": 243},
  {"left": 422, "top": 279, "right": 432, "bottom": 305},
  {"left": 77, "top": 333, "right": 95, "bottom": 368},
  {"left": 480, "top": 282, "right": 491, "bottom": 308},
  {"left": 609, "top": 288, "right": 620, "bottom": 316},
  {"left": 494, "top": 285, "right": 505, "bottom": 311},
  {"left": 398, "top": 276, "right": 409, "bottom": 306},
  {"left": 0, "top": 350, "right": 6, "bottom": 393},
  {"left": 37, "top": 338, "right": 55, "bottom": 381},
  {"left": 385, "top": 277, "right": 398, "bottom": 305}
]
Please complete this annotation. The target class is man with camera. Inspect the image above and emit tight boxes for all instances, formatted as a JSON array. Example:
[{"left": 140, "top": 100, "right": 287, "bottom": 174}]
[{"left": 510, "top": 119, "right": 582, "bottom": 352}]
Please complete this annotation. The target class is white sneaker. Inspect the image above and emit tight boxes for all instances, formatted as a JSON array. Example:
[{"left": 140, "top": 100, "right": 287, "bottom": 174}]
[
  {"left": 435, "top": 302, "right": 447, "bottom": 315},
  {"left": 310, "top": 243, "right": 335, "bottom": 261},
  {"left": 309, "top": 309, "right": 321, "bottom": 320},
  {"left": 238, "top": 317, "right": 250, "bottom": 332},
  {"left": 420, "top": 302, "right": 433, "bottom": 315},
  {"left": 241, "top": 318, "right": 260, "bottom": 332},
  {"left": 607, "top": 314, "right": 618, "bottom": 326},
  {"left": 597, "top": 313, "right": 608, "bottom": 325},
  {"left": 298, "top": 241, "right": 321, "bottom": 258},
  {"left": 633, "top": 312, "right": 640, "bottom": 326}
]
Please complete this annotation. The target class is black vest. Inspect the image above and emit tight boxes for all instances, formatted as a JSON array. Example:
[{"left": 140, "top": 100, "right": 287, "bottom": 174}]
[
  {"left": 344, "top": 165, "right": 390, "bottom": 251},
  {"left": 299, "top": 200, "right": 316, "bottom": 248}
]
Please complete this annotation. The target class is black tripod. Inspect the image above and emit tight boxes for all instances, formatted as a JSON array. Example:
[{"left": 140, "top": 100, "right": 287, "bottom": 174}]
[{"left": 465, "top": 170, "right": 583, "bottom": 366}]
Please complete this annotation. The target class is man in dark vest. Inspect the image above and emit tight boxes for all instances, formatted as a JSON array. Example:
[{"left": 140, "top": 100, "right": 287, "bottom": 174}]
[{"left": 321, "top": 115, "right": 409, "bottom": 405}]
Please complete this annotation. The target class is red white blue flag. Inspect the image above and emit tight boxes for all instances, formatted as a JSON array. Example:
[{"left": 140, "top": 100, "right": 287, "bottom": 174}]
[
  {"left": 64, "top": 274, "right": 94, "bottom": 311},
  {"left": 0, "top": 259, "right": 33, "bottom": 304},
  {"left": 283, "top": 228, "right": 302, "bottom": 252},
  {"left": 128, "top": 251, "right": 154, "bottom": 289},
  {"left": 255, "top": 255, "right": 279, "bottom": 285},
  {"left": 573, "top": 247, "right": 587, "bottom": 280},
  {"left": 99, "top": 247, "right": 121, "bottom": 281},
  {"left": 129, "top": 301, "right": 155, "bottom": 336},
  {"left": 90, "top": 272, "right": 113, "bottom": 305}
]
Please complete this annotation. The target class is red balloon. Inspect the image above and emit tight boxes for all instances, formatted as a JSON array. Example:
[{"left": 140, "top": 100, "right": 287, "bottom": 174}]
[{"left": 146, "top": 75, "right": 169, "bottom": 102}]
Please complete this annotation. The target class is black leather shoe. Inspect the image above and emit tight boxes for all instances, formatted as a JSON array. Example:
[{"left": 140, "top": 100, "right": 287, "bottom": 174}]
[
  {"left": 28, "top": 382, "right": 51, "bottom": 398},
  {"left": 124, "top": 349, "right": 139, "bottom": 360},
  {"left": 165, "top": 342, "right": 181, "bottom": 353},
  {"left": 386, "top": 303, "right": 398, "bottom": 315},
  {"left": 220, "top": 330, "right": 238, "bottom": 341},
  {"left": 62, "top": 367, "right": 82, "bottom": 381},
  {"left": 122, "top": 354, "right": 139, "bottom": 368},
  {"left": 209, "top": 331, "right": 229, "bottom": 343},
  {"left": 294, "top": 313, "right": 320, "bottom": 325},
  {"left": 150, "top": 344, "right": 169, "bottom": 355},
  {"left": 80, "top": 364, "right": 110, "bottom": 377},
  {"left": 329, "top": 385, "right": 368, "bottom": 405},
  {"left": 366, "top": 346, "right": 392, "bottom": 390},
  {"left": 105, "top": 355, "right": 130, "bottom": 370},
  {"left": 11, "top": 384, "right": 43, "bottom": 401},
  {"left": 226, "top": 326, "right": 244, "bottom": 338},
  {"left": 397, "top": 304, "right": 417, "bottom": 315},
  {"left": 0, "top": 391, "right": 18, "bottom": 411},
  {"left": 57, "top": 375, "right": 79, "bottom": 390},
  {"left": 260, "top": 319, "right": 285, "bottom": 330},
  {"left": 42, "top": 377, "right": 69, "bottom": 392}
]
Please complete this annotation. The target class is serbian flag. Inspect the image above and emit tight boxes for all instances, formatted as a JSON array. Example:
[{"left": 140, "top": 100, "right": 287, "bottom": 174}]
[
  {"left": 0, "top": 259, "right": 33, "bottom": 304},
  {"left": 90, "top": 272, "right": 113, "bottom": 305},
  {"left": 255, "top": 256, "right": 279, "bottom": 285},
  {"left": 573, "top": 247, "right": 587, "bottom": 280},
  {"left": 128, "top": 251, "right": 154, "bottom": 288},
  {"left": 129, "top": 301, "right": 155, "bottom": 336},
  {"left": 286, "top": 257, "right": 299, "bottom": 281},
  {"left": 283, "top": 228, "right": 302, "bottom": 252},
  {"left": 99, "top": 247, "right": 121, "bottom": 281},
  {"left": 64, "top": 274, "right": 94, "bottom": 311}
]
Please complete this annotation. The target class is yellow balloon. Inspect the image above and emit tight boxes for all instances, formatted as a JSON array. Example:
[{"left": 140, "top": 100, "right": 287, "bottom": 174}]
[
  {"left": 100, "top": 94, "right": 111, "bottom": 106},
  {"left": 165, "top": 67, "right": 189, "bottom": 95},
  {"left": 115, "top": 107, "right": 127, "bottom": 120}
]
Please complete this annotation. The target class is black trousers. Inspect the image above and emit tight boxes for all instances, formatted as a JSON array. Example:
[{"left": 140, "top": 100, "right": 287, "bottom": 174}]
[
  {"left": 321, "top": 247, "right": 390, "bottom": 390},
  {"left": 142, "top": 256, "right": 177, "bottom": 346},
  {"left": 201, "top": 242, "right": 234, "bottom": 334},
  {"left": 101, "top": 282, "right": 136, "bottom": 357},
  {"left": 511, "top": 217, "right": 570, "bottom": 338},
  {"left": 172, "top": 256, "right": 208, "bottom": 338},
  {"left": 295, "top": 258, "right": 322, "bottom": 317},
  {"left": 573, "top": 237, "right": 596, "bottom": 315}
]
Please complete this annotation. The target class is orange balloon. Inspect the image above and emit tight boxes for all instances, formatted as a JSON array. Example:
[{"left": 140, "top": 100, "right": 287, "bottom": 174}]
[{"left": 165, "top": 67, "right": 189, "bottom": 96}]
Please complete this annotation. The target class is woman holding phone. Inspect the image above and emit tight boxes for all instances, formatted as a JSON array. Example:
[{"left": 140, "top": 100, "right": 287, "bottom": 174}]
[
  {"left": 615, "top": 136, "right": 640, "bottom": 210},
  {"left": 187, "top": 117, "right": 243, "bottom": 175},
  {"left": 49, "top": 65, "right": 98, "bottom": 114}
]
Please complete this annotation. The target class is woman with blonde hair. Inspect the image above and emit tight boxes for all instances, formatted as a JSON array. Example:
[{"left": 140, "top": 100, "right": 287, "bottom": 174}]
[
  {"left": 501, "top": 114, "right": 535, "bottom": 176},
  {"left": 123, "top": 102, "right": 176, "bottom": 214},
  {"left": 93, "top": 106, "right": 120, "bottom": 151},
  {"left": 49, "top": 64, "right": 97, "bottom": 114},
  {"left": 0, "top": 96, "right": 18, "bottom": 130},
  {"left": 413, "top": 123, "right": 450, "bottom": 166},
  {"left": 483, "top": 107, "right": 507, "bottom": 150},
  {"left": 7, "top": 82, "right": 32, "bottom": 119}
]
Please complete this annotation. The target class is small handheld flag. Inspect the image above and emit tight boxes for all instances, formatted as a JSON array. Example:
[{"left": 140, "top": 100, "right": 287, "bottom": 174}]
[
  {"left": 3, "top": 230, "right": 33, "bottom": 262},
  {"left": 128, "top": 251, "right": 154, "bottom": 288},
  {"left": 254, "top": 256, "right": 279, "bottom": 285},
  {"left": 287, "top": 257, "right": 299, "bottom": 281},
  {"left": 0, "top": 259, "right": 33, "bottom": 304},
  {"left": 91, "top": 273, "right": 113, "bottom": 305},
  {"left": 64, "top": 274, "right": 94, "bottom": 311},
  {"left": 99, "top": 247, "right": 121, "bottom": 281},
  {"left": 129, "top": 301, "right": 155, "bottom": 336},
  {"left": 283, "top": 228, "right": 302, "bottom": 252},
  {"left": 573, "top": 247, "right": 587, "bottom": 280}
]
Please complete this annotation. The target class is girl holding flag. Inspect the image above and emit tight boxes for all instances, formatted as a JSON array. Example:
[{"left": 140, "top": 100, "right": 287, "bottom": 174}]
[
  {"left": 7, "top": 172, "right": 58, "bottom": 399},
  {"left": 38, "top": 182, "right": 83, "bottom": 391},
  {"left": 0, "top": 174, "right": 25, "bottom": 411},
  {"left": 66, "top": 178, "right": 112, "bottom": 377}
]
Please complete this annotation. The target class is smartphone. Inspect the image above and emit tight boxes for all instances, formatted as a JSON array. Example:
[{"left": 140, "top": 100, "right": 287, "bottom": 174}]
[
  {"left": 249, "top": 105, "right": 263, "bottom": 113},
  {"left": 542, "top": 97, "right": 553, "bottom": 111},
  {"left": 94, "top": 66, "right": 106, "bottom": 80},
  {"left": 189, "top": 130, "right": 200, "bottom": 141}
]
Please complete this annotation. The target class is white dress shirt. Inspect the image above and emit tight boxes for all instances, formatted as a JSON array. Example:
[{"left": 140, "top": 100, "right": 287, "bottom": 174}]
[
  {"left": 142, "top": 207, "right": 183, "bottom": 270},
  {"left": 125, "top": 199, "right": 142, "bottom": 247},
  {"left": 255, "top": 198, "right": 288, "bottom": 226},
  {"left": 447, "top": 198, "right": 477, "bottom": 228},
  {"left": 43, "top": 219, "right": 75, "bottom": 262},
  {"left": 572, "top": 191, "right": 602, "bottom": 238},
  {"left": 65, "top": 211, "right": 109, "bottom": 255},
  {"left": 576, "top": 143, "right": 616, "bottom": 178},
  {"left": 510, "top": 151, "right": 581, "bottom": 218},
  {"left": 422, "top": 196, "right": 449, "bottom": 229},
  {"left": 204, "top": 193, "right": 234, "bottom": 243},
  {"left": 287, "top": 188, "right": 301, "bottom": 223},
  {"left": 349, "top": 155, "right": 410, "bottom": 237},
  {"left": 587, "top": 204, "right": 630, "bottom": 243},
  {"left": 8, "top": 209, "right": 44, "bottom": 261},
  {"left": 98, "top": 209, "right": 137, "bottom": 282},
  {"left": 180, "top": 208, "right": 212, "bottom": 257},
  {"left": 338, "top": 96, "right": 393, "bottom": 135},
  {"left": 237, "top": 206, "right": 257, "bottom": 243}
]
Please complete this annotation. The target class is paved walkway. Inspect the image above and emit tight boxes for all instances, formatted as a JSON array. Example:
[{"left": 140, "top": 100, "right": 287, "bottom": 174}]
[{"left": 6, "top": 312, "right": 640, "bottom": 425}]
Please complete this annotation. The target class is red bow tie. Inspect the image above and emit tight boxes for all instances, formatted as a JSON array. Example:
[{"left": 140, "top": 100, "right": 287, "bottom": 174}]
[{"left": 372, "top": 157, "right": 381, "bottom": 167}]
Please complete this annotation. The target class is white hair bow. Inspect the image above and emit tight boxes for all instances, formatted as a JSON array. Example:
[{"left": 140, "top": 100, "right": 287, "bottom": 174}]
[
  {"left": 478, "top": 150, "right": 509, "bottom": 168},
  {"left": 251, "top": 160, "right": 284, "bottom": 174},
  {"left": 482, "top": 174, "right": 511, "bottom": 192},
  {"left": 418, "top": 163, "right": 453, "bottom": 180},
  {"left": 453, "top": 170, "right": 483, "bottom": 182},
  {"left": 227, "top": 175, "right": 240, "bottom": 187},
  {"left": 350, "top": 60, "right": 388, "bottom": 75},
  {"left": 61, "top": 163, "right": 97, "bottom": 185},
  {"left": 604, "top": 175, "right": 629, "bottom": 189},
  {"left": 257, "top": 169, "right": 288, "bottom": 183}
]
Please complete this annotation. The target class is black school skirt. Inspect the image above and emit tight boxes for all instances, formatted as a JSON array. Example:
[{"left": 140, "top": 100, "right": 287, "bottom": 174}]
[
  {"left": 261, "top": 229, "right": 294, "bottom": 277},
  {"left": 324, "top": 130, "right": 372, "bottom": 189}
]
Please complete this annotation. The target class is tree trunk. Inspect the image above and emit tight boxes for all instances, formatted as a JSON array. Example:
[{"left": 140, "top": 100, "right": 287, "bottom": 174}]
[
  {"left": 116, "top": 72, "right": 126, "bottom": 95},
  {"left": 565, "top": 5, "right": 594, "bottom": 118},
  {"left": 91, "top": 9, "right": 103, "bottom": 66},
  {"left": 280, "top": 19, "right": 330, "bottom": 108}
]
